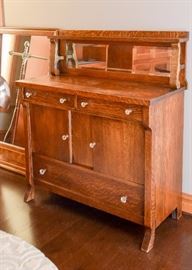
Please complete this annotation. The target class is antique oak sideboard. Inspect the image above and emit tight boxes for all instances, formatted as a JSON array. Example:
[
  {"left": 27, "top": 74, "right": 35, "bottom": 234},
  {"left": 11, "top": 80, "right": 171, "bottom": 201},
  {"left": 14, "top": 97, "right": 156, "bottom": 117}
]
[{"left": 16, "top": 30, "right": 189, "bottom": 252}]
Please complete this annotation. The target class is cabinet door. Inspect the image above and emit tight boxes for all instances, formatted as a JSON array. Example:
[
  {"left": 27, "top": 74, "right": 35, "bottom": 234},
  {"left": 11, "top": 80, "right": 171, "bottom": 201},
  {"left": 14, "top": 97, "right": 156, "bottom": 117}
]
[
  {"left": 92, "top": 116, "right": 145, "bottom": 185},
  {"left": 72, "top": 112, "right": 93, "bottom": 168},
  {"left": 30, "top": 104, "right": 70, "bottom": 162}
]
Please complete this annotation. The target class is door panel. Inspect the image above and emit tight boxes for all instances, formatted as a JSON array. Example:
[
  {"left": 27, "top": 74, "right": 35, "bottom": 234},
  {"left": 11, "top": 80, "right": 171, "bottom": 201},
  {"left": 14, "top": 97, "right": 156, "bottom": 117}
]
[
  {"left": 92, "top": 117, "right": 145, "bottom": 184},
  {"left": 30, "top": 104, "right": 70, "bottom": 162},
  {"left": 72, "top": 112, "right": 93, "bottom": 168}
]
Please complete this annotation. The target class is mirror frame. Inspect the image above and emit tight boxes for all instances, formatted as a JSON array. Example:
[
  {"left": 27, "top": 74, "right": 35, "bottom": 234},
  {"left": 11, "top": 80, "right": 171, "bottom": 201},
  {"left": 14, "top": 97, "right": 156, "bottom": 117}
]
[{"left": 0, "top": 27, "right": 57, "bottom": 175}]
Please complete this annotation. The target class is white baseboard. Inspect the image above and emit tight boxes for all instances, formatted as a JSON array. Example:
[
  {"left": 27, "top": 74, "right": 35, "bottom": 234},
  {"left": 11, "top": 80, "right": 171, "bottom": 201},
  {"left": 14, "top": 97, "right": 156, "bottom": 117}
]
[{"left": 182, "top": 192, "right": 192, "bottom": 215}]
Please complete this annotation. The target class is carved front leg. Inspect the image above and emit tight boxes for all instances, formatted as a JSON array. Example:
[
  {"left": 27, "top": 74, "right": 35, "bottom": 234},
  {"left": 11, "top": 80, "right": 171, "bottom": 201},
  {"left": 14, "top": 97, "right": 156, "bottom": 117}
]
[
  {"left": 142, "top": 129, "right": 156, "bottom": 252},
  {"left": 23, "top": 102, "right": 34, "bottom": 203},
  {"left": 24, "top": 184, "right": 35, "bottom": 202},
  {"left": 141, "top": 227, "right": 156, "bottom": 253}
]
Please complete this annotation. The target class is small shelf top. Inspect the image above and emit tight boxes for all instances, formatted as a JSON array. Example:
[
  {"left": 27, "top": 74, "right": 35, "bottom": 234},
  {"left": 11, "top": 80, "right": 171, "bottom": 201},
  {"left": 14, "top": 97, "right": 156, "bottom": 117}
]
[{"left": 53, "top": 30, "right": 189, "bottom": 44}]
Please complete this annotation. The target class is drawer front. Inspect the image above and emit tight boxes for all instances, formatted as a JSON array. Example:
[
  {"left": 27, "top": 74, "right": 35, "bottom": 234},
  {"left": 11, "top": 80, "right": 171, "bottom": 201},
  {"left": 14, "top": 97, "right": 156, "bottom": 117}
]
[
  {"left": 23, "top": 88, "right": 75, "bottom": 109},
  {"left": 33, "top": 155, "right": 144, "bottom": 224},
  {"left": 77, "top": 96, "right": 143, "bottom": 121}
]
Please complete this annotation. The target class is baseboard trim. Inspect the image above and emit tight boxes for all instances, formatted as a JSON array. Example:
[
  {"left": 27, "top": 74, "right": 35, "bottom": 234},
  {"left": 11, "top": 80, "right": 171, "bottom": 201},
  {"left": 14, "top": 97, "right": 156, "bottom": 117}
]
[
  {"left": 0, "top": 142, "right": 26, "bottom": 175},
  {"left": 182, "top": 192, "right": 192, "bottom": 215}
]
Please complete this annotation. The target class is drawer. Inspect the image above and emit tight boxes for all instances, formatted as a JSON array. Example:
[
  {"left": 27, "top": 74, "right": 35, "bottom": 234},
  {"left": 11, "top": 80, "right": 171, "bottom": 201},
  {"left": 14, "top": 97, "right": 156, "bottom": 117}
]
[
  {"left": 33, "top": 155, "right": 144, "bottom": 225},
  {"left": 23, "top": 88, "right": 75, "bottom": 109},
  {"left": 77, "top": 96, "right": 143, "bottom": 121}
]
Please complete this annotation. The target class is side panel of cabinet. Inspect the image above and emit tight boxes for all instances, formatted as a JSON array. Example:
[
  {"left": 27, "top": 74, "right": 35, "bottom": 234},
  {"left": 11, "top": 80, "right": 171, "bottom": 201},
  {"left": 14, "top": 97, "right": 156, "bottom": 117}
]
[
  {"left": 92, "top": 117, "right": 145, "bottom": 185},
  {"left": 30, "top": 104, "right": 70, "bottom": 162},
  {"left": 72, "top": 112, "right": 93, "bottom": 168}
]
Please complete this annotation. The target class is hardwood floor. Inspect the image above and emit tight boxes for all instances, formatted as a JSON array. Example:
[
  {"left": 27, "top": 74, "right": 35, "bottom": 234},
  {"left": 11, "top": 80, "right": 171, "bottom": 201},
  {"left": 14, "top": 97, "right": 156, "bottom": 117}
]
[{"left": 0, "top": 168, "right": 192, "bottom": 270}]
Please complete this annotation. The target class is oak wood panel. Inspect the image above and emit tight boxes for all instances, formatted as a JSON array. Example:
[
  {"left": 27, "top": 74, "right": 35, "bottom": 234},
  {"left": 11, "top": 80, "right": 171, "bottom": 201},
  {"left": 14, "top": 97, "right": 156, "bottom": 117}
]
[
  {"left": 149, "top": 90, "right": 184, "bottom": 227},
  {"left": 170, "top": 43, "right": 181, "bottom": 89},
  {"left": 33, "top": 154, "right": 144, "bottom": 225},
  {"left": 143, "top": 129, "right": 155, "bottom": 230},
  {"left": 92, "top": 117, "right": 145, "bottom": 185},
  {"left": 72, "top": 112, "right": 93, "bottom": 168},
  {"left": 30, "top": 104, "right": 70, "bottom": 162},
  {"left": 179, "top": 42, "right": 187, "bottom": 88},
  {"left": 56, "top": 30, "right": 189, "bottom": 43}
]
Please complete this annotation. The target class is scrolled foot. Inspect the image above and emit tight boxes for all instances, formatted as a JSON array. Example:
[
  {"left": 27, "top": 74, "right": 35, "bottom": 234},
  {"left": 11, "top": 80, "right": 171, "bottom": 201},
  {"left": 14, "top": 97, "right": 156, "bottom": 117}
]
[
  {"left": 141, "top": 227, "right": 155, "bottom": 253},
  {"left": 24, "top": 185, "right": 35, "bottom": 202}
]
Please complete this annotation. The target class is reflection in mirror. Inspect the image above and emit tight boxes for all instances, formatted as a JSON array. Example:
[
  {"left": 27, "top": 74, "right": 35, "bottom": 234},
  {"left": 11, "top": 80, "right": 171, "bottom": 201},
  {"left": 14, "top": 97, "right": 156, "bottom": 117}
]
[
  {"left": 66, "top": 42, "right": 108, "bottom": 70},
  {"left": 0, "top": 34, "right": 50, "bottom": 146},
  {"left": 132, "top": 46, "right": 171, "bottom": 76},
  {"left": 66, "top": 42, "right": 171, "bottom": 76}
]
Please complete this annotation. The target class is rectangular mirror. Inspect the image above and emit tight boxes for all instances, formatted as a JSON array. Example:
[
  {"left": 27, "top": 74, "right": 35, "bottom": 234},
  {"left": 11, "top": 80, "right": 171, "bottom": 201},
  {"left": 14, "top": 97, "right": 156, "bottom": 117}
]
[{"left": 66, "top": 42, "right": 171, "bottom": 77}]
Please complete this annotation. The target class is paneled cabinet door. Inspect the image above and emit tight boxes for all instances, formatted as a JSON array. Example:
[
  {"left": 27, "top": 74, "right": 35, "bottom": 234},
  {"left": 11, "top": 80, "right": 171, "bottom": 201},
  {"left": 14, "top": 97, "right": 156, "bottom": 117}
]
[
  {"left": 72, "top": 112, "right": 145, "bottom": 185},
  {"left": 30, "top": 105, "right": 70, "bottom": 162},
  {"left": 92, "top": 116, "right": 145, "bottom": 185}
]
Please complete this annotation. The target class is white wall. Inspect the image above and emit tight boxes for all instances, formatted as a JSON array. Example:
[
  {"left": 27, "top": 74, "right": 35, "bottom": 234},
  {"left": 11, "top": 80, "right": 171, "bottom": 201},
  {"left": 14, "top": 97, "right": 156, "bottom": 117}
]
[{"left": 4, "top": 0, "right": 192, "bottom": 194}]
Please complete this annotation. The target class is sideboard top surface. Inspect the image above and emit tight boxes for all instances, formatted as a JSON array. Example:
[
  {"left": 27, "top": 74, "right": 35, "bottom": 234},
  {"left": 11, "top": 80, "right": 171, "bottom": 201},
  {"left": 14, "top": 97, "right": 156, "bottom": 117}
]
[{"left": 16, "top": 74, "right": 180, "bottom": 106}]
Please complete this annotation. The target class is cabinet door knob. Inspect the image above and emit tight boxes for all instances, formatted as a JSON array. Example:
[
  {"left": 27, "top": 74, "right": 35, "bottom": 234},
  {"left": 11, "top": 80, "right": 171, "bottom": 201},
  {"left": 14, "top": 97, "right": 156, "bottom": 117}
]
[
  {"left": 89, "top": 142, "right": 96, "bottom": 149},
  {"left": 120, "top": 196, "right": 128, "bottom": 204},
  {"left": 39, "top": 169, "right": 47, "bottom": 175},
  {"left": 25, "top": 91, "right": 32, "bottom": 98},
  {"left": 61, "top": 134, "right": 69, "bottom": 141},
  {"left": 59, "top": 98, "right": 67, "bottom": 104},
  {"left": 81, "top": 101, "right": 88, "bottom": 108},
  {"left": 125, "top": 109, "right": 133, "bottom": 115}
]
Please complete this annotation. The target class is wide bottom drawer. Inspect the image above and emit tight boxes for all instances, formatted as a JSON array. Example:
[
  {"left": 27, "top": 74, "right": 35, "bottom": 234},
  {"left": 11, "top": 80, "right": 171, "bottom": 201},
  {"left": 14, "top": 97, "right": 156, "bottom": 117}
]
[{"left": 33, "top": 154, "right": 144, "bottom": 225}]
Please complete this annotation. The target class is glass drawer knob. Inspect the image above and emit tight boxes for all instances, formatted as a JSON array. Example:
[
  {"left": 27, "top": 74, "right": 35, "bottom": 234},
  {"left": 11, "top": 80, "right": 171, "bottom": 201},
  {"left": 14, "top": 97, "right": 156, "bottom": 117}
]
[
  {"left": 25, "top": 92, "right": 32, "bottom": 98},
  {"left": 120, "top": 196, "right": 128, "bottom": 204},
  {"left": 39, "top": 169, "right": 46, "bottom": 175},
  {"left": 89, "top": 142, "right": 96, "bottom": 149},
  {"left": 59, "top": 98, "right": 67, "bottom": 104},
  {"left": 61, "top": 134, "right": 69, "bottom": 141},
  {"left": 81, "top": 101, "right": 88, "bottom": 108},
  {"left": 125, "top": 109, "right": 133, "bottom": 115}
]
